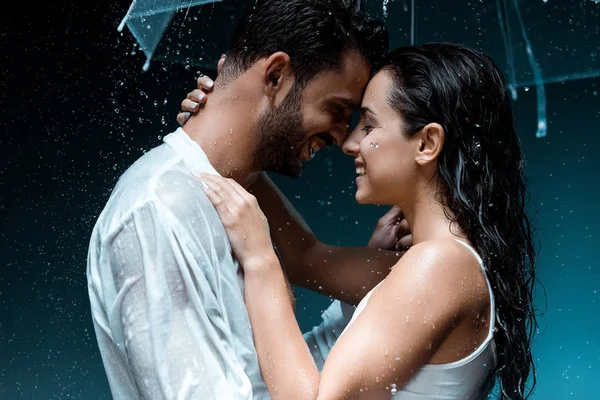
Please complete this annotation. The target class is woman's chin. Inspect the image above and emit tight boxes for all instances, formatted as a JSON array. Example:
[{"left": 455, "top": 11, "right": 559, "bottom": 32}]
[{"left": 355, "top": 188, "right": 373, "bottom": 204}]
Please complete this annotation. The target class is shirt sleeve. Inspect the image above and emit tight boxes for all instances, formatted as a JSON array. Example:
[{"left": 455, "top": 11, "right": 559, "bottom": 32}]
[
  {"left": 103, "top": 199, "right": 253, "bottom": 400},
  {"left": 303, "top": 300, "right": 356, "bottom": 371}
]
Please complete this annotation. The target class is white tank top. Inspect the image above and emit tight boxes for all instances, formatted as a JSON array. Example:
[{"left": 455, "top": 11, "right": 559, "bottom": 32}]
[{"left": 339, "top": 239, "right": 497, "bottom": 399}]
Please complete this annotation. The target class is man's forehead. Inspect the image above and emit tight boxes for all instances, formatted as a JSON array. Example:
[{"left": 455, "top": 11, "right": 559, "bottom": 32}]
[
  {"left": 329, "top": 94, "right": 362, "bottom": 110},
  {"left": 302, "top": 52, "right": 370, "bottom": 104},
  {"left": 310, "top": 70, "right": 369, "bottom": 104}
]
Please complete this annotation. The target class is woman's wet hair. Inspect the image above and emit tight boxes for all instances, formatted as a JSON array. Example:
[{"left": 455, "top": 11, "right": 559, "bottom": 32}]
[{"left": 381, "top": 43, "right": 539, "bottom": 399}]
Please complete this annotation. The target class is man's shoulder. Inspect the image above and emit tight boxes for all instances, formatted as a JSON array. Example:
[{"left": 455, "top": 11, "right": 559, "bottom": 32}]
[
  {"left": 101, "top": 169, "right": 213, "bottom": 229},
  {"left": 93, "top": 144, "right": 181, "bottom": 230},
  {"left": 154, "top": 170, "right": 215, "bottom": 218}
]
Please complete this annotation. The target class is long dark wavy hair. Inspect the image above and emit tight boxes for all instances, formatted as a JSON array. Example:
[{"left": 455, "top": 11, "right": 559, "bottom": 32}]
[{"left": 381, "top": 43, "right": 538, "bottom": 399}]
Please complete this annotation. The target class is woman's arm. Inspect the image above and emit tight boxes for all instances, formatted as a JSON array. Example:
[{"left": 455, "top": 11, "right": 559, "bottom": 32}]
[
  {"left": 246, "top": 241, "right": 469, "bottom": 400},
  {"left": 198, "top": 173, "right": 321, "bottom": 398},
  {"left": 315, "top": 241, "right": 467, "bottom": 399},
  {"left": 199, "top": 174, "right": 473, "bottom": 400},
  {"left": 244, "top": 257, "right": 321, "bottom": 399},
  {"left": 178, "top": 74, "right": 411, "bottom": 305},
  {"left": 249, "top": 172, "right": 407, "bottom": 305}
]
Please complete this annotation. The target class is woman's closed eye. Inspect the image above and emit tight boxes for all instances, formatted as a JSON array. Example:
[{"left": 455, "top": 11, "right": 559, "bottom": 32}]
[{"left": 361, "top": 124, "right": 374, "bottom": 134}]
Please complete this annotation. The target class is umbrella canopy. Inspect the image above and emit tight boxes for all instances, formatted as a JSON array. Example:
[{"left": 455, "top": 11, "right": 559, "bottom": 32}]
[
  {"left": 118, "top": 0, "right": 223, "bottom": 71},
  {"left": 118, "top": 0, "right": 600, "bottom": 137}
]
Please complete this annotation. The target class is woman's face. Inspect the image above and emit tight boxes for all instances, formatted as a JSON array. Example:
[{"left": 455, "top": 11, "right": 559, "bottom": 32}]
[{"left": 342, "top": 70, "right": 421, "bottom": 206}]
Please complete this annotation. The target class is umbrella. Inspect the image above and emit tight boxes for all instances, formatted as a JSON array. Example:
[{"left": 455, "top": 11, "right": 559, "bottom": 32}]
[
  {"left": 118, "top": 0, "right": 600, "bottom": 138},
  {"left": 117, "top": 0, "right": 224, "bottom": 71}
]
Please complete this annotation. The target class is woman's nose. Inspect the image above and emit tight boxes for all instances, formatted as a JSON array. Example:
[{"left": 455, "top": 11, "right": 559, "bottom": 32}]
[{"left": 342, "top": 127, "right": 362, "bottom": 156}]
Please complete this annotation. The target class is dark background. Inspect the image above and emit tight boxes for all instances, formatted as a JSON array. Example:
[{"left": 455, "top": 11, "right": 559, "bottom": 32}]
[{"left": 1, "top": 0, "right": 599, "bottom": 398}]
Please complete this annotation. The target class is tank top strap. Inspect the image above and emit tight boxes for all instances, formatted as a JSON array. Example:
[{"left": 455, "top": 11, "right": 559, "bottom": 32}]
[{"left": 453, "top": 239, "right": 496, "bottom": 338}]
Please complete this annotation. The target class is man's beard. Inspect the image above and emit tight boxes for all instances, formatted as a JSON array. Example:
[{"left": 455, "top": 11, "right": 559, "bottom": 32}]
[{"left": 254, "top": 86, "right": 308, "bottom": 178}]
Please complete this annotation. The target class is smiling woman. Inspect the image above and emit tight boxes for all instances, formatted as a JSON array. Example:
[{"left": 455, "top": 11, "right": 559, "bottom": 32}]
[{"left": 183, "top": 41, "right": 538, "bottom": 400}]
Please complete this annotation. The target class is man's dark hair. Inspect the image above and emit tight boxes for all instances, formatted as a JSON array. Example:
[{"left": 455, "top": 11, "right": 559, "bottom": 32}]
[{"left": 221, "top": 0, "right": 388, "bottom": 87}]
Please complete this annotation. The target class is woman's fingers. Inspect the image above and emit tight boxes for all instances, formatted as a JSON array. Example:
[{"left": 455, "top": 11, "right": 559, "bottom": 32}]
[
  {"left": 176, "top": 112, "right": 190, "bottom": 127},
  {"left": 397, "top": 234, "right": 413, "bottom": 251},
  {"left": 196, "top": 74, "right": 215, "bottom": 91},
  {"left": 177, "top": 89, "right": 209, "bottom": 126},
  {"left": 181, "top": 98, "right": 200, "bottom": 113},
  {"left": 187, "top": 89, "right": 207, "bottom": 105},
  {"left": 198, "top": 175, "right": 232, "bottom": 218}
]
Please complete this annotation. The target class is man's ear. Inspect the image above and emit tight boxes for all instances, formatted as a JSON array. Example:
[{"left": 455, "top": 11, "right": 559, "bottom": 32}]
[{"left": 262, "top": 52, "right": 294, "bottom": 106}]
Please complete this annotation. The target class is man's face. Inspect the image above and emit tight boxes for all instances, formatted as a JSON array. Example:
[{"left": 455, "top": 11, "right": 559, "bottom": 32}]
[{"left": 254, "top": 50, "right": 371, "bottom": 178}]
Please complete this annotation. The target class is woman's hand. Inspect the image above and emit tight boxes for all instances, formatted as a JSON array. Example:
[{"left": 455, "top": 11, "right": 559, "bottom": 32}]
[
  {"left": 199, "top": 173, "right": 277, "bottom": 269},
  {"left": 176, "top": 54, "right": 226, "bottom": 126},
  {"left": 367, "top": 206, "right": 413, "bottom": 252}
]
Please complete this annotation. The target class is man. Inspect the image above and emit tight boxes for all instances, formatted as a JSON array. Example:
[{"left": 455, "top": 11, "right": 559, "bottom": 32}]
[{"left": 87, "top": 0, "right": 396, "bottom": 399}]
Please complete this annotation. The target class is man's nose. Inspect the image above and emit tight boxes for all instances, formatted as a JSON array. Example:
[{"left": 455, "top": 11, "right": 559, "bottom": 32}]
[{"left": 330, "top": 124, "right": 350, "bottom": 147}]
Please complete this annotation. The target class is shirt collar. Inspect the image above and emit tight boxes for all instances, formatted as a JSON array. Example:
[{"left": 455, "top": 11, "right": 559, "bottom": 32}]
[{"left": 163, "top": 127, "right": 221, "bottom": 177}]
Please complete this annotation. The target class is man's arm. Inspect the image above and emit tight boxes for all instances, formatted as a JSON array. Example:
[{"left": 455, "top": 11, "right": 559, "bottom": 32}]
[
  {"left": 249, "top": 172, "right": 402, "bottom": 306},
  {"left": 103, "top": 201, "right": 253, "bottom": 400}
]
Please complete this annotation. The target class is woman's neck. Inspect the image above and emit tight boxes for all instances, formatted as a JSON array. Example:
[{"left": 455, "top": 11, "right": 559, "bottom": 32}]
[{"left": 400, "top": 186, "right": 466, "bottom": 245}]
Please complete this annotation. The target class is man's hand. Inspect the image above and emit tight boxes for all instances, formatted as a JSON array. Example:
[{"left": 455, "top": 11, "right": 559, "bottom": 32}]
[
  {"left": 367, "top": 206, "right": 412, "bottom": 252},
  {"left": 176, "top": 54, "right": 226, "bottom": 126}
]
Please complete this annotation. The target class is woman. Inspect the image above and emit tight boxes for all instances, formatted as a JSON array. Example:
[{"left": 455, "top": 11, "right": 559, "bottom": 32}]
[{"left": 182, "top": 43, "right": 537, "bottom": 399}]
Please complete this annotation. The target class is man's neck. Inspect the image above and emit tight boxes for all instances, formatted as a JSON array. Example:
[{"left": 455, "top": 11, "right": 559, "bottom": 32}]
[{"left": 182, "top": 86, "right": 260, "bottom": 187}]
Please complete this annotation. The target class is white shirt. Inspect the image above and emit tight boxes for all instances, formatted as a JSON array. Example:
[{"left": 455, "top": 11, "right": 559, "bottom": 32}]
[{"left": 87, "top": 127, "right": 350, "bottom": 400}]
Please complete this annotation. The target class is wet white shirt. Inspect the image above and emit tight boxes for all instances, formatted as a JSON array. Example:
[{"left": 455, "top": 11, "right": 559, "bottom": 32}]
[{"left": 87, "top": 127, "right": 352, "bottom": 400}]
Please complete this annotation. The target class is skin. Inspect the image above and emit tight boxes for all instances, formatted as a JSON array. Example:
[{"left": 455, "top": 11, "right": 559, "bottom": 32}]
[
  {"left": 181, "top": 50, "right": 369, "bottom": 186},
  {"left": 180, "top": 56, "right": 413, "bottom": 306},
  {"left": 198, "top": 70, "right": 492, "bottom": 399}
]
